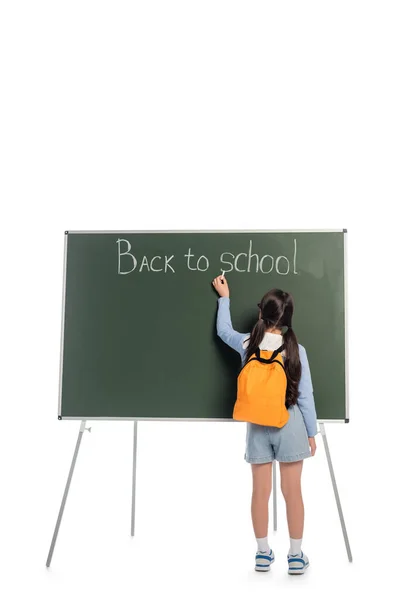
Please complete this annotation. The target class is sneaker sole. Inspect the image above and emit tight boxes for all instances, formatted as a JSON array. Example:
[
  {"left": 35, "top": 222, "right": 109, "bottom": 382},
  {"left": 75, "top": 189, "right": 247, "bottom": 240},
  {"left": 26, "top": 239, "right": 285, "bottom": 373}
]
[
  {"left": 255, "top": 558, "right": 275, "bottom": 572},
  {"left": 288, "top": 562, "right": 309, "bottom": 575}
]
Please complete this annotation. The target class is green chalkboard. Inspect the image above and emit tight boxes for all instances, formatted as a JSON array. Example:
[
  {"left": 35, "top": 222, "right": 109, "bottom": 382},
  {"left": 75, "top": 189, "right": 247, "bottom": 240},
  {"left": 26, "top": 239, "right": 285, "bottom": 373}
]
[{"left": 59, "top": 231, "right": 348, "bottom": 422}]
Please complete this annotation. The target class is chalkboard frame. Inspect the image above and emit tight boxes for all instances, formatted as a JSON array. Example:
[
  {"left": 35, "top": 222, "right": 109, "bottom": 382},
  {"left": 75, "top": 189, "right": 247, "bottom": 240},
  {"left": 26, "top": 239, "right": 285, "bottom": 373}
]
[{"left": 58, "top": 229, "right": 349, "bottom": 423}]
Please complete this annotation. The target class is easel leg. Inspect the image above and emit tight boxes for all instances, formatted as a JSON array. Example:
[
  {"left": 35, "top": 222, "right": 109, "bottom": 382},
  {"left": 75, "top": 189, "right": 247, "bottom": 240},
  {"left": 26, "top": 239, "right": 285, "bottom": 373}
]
[
  {"left": 273, "top": 460, "right": 277, "bottom": 531},
  {"left": 320, "top": 422, "right": 353, "bottom": 562},
  {"left": 46, "top": 420, "right": 89, "bottom": 567},
  {"left": 131, "top": 420, "right": 138, "bottom": 536}
]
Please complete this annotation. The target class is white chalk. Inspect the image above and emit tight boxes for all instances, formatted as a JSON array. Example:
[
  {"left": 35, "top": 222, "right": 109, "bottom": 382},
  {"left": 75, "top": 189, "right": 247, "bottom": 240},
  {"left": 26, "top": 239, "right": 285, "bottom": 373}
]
[{"left": 221, "top": 271, "right": 225, "bottom": 280}]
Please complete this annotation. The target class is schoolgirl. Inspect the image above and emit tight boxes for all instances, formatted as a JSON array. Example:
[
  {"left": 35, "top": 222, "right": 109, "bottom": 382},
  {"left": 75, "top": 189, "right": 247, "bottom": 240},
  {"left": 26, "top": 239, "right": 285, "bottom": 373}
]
[{"left": 212, "top": 275, "right": 318, "bottom": 574}]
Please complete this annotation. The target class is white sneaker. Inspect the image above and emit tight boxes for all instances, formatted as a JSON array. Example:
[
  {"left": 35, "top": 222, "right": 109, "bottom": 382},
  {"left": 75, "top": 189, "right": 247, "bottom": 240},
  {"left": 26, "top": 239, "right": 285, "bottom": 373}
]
[
  {"left": 255, "top": 549, "right": 275, "bottom": 572},
  {"left": 287, "top": 551, "right": 310, "bottom": 574}
]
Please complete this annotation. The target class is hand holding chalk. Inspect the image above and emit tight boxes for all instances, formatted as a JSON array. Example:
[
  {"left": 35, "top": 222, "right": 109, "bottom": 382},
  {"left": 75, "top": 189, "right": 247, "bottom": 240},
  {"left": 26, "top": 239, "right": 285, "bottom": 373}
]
[{"left": 212, "top": 273, "right": 230, "bottom": 298}]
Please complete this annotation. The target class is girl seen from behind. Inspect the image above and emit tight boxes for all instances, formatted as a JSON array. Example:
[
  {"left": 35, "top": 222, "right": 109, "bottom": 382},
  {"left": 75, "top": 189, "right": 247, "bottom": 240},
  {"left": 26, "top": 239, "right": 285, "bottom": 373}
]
[{"left": 212, "top": 274, "right": 318, "bottom": 575}]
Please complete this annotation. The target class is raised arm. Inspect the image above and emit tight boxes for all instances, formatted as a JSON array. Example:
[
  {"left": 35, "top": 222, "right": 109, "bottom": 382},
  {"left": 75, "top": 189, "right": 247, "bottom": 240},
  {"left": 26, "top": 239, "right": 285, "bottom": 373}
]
[
  {"left": 212, "top": 275, "right": 248, "bottom": 358},
  {"left": 216, "top": 297, "right": 248, "bottom": 356}
]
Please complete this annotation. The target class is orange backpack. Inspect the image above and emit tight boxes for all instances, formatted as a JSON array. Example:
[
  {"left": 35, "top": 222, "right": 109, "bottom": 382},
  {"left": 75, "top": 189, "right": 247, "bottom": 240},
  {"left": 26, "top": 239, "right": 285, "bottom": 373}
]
[{"left": 233, "top": 345, "right": 289, "bottom": 427}]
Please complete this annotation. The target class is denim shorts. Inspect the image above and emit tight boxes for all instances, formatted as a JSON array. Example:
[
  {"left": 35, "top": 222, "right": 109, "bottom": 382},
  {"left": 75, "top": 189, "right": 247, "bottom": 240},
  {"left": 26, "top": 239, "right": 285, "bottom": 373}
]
[{"left": 244, "top": 404, "right": 311, "bottom": 464}]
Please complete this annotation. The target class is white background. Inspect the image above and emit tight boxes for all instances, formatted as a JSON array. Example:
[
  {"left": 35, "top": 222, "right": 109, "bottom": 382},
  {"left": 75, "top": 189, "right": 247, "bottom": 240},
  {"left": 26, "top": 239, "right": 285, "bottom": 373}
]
[{"left": 1, "top": 1, "right": 399, "bottom": 599}]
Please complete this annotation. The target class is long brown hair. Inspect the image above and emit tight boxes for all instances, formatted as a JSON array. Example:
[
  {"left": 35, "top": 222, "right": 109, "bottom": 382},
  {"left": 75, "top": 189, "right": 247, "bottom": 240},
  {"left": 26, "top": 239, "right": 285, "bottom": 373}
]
[{"left": 245, "top": 289, "right": 301, "bottom": 407}]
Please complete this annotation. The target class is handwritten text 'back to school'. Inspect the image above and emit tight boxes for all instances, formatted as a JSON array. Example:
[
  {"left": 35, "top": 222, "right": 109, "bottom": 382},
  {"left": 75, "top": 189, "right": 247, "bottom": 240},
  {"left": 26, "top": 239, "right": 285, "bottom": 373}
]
[{"left": 116, "top": 239, "right": 298, "bottom": 276}]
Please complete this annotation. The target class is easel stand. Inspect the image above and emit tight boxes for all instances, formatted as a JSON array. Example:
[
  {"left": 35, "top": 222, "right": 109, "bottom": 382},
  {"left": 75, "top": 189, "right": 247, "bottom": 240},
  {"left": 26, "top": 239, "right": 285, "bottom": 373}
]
[
  {"left": 319, "top": 422, "right": 352, "bottom": 561},
  {"left": 46, "top": 420, "right": 352, "bottom": 567},
  {"left": 46, "top": 420, "right": 90, "bottom": 567}
]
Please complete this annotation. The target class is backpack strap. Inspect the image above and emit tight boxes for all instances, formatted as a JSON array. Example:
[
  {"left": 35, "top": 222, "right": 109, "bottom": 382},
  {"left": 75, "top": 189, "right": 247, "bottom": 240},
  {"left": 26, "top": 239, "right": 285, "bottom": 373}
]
[
  {"left": 238, "top": 345, "right": 285, "bottom": 375},
  {"left": 254, "top": 345, "right": 284, "bottom": 364}
]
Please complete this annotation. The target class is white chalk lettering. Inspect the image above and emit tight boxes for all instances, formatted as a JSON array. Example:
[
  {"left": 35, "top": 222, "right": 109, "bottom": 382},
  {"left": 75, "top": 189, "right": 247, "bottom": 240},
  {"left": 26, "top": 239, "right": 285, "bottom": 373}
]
[
  {"left": 197, "top": 255, "right": 209, "bottom": 272},
  {"left": 220, "top": 252, "right": 234, "bottom": 272},
  {"left": 150, "top": 256, "right": 162, "bottom": 272},
  {"left": 185, "top": 248, "right": 197, "bottom": 271},
  {"left": 276, "top": 255, "right": 290, "bottom": 275},
  {"left": 260, "top": 254, "right": 274, "bottom": 274},
  {"left": 222, "top": 238, "right": 298, "bottom": 275},
  {"left": 117, "top": 238, "right": 137, "bottom": 275},
  {"left": 116, "top": 237, "right": 298, "bottom": 276},
  {"left": 234, "top": 252, "right": 247, "bottom": 272},
  {"left": 165, "top": 255, "right": 175, "bottom": 273},
  {"left": 247, "top": 240, "right": 259, "bottom": 272},
  {"left": 139, "top": 256, "right": 150, "bottom": 272}
]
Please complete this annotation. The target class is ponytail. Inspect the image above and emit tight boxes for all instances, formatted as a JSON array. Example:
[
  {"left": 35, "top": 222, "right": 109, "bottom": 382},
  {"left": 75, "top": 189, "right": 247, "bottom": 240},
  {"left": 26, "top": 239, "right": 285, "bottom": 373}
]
[
  {"left": 245, "top": 318, "right": 268, "bottom": 363},
  {"left": 245, "top": 289, "right": 302, "bottom": 408},
  {"left": 282, "top": 327, "right": 302, "bottom": 407}
]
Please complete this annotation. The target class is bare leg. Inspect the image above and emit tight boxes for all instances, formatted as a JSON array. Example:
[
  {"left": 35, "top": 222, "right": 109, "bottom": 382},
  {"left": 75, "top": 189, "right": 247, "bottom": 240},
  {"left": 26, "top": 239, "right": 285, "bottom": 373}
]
[
  {"left": 273, "top": 461, "right": 278, "bottom": 531},
  {"left": 279, "top": 460, "right": 304, "bottom": 539},
  {"left": 251, "top": 463, "right": 273, "bottom": 538}
]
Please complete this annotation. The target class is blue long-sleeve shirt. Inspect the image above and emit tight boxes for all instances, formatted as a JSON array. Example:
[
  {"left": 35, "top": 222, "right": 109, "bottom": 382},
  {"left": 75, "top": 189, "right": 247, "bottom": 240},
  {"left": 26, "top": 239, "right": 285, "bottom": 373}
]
[{"left": 216, "top": 297, "right": 318, "bottom": 437}]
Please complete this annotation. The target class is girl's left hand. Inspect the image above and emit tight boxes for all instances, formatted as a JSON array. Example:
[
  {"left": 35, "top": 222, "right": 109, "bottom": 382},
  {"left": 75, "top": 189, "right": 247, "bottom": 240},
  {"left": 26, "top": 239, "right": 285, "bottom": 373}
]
[
  {"left": 212, "top": 275, "right": 230, "bottom": 298},
  {"left": 308, "top": 437, "right": 317, "bottom": 456}
]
